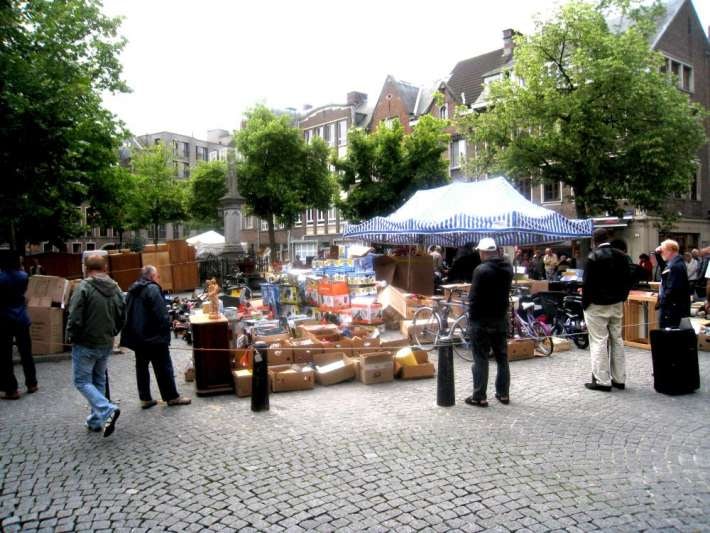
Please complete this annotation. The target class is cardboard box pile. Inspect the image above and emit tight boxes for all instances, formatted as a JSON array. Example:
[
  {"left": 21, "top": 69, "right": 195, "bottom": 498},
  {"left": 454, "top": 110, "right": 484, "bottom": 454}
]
[{"left": 26, "top": 275, "right": 69, "bottom": 355}]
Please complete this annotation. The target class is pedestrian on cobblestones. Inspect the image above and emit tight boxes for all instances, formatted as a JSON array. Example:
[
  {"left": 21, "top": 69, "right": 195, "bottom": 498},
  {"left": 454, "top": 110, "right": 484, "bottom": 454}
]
[
  {"left": 654, "top": 240, "right": 690, "bottom": 329},
  {"left": 582, "top": 228, "right": 632, "bottom": 392},
  {"left": 66, "top": 255, "right": 125, "bottom": 436},
  {"left": 465, "top": 238, "right": 514, "bottom": 407},
  {"left": 0, "top": 251, "right": 38, "bottom": 400},
  {"left": 121, "top": 265, "right": 191, "bottom": 409}
]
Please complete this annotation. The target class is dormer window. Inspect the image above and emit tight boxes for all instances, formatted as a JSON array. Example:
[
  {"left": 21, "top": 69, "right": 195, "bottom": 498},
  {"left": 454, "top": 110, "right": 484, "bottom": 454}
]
[
  {"left": 661, "top": 56, "right": 693, "bottom": 93},
  {"left": 439, "top": 105, "right": 448, "bottom": 120}
]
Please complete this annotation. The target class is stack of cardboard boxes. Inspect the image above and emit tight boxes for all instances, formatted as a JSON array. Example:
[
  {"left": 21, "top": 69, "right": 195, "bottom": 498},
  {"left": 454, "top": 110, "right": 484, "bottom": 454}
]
[{"left": 26, "top": 275, "right": 71, "bottom": 355}]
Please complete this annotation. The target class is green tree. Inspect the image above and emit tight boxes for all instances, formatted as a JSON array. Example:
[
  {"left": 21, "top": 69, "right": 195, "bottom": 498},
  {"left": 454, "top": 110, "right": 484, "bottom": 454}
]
[
  {"left": 335, "top": 114, "right": 449, "bottom": 222},
  {"left": 0, "top": 0, "right": 129, "bottom": 251},
  {"left": 127, "top": 144, "right": 188, "bottom": 246},
  {"left": 455, "top": 0, "right": 707, "bottom": 220},
  {"left": 187, "top": 160, "right": 228, "bottom": 230},
  {"left": 235, "top": 106, "right": 336, "bottom": 258},
  {"left": 87, "top": 165, "right": 138, "bottom": 249}
]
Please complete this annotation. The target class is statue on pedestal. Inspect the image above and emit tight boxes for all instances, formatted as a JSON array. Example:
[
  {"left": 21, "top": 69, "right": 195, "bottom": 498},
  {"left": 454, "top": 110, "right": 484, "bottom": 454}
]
[{"left": 207, "top": 278, "right": 221, "bottom": 319}]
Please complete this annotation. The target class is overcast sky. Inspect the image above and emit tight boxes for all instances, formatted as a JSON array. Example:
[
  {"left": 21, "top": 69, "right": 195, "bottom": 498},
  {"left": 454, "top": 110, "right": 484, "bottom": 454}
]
[{"left": 101, "top": 0, "right": 709, "bottom": 140}]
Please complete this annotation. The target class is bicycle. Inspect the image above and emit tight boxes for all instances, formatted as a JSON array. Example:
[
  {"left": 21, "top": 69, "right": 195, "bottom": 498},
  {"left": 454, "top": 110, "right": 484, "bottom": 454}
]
[
  {"left": 411, "top": 289, "right": 472, "bottom": 361},
  {"left": 510, "top": 290, "right": 554, "bottom": 356}
]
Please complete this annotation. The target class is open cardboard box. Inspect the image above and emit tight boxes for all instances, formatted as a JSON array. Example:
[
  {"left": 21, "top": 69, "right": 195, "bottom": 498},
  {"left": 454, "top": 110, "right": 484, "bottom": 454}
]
[
  {"left": 288, "top": 338, "right": 323, "bottom": 364},
  {"left": 269, "top": 364, "right": 315, "bottom": 392},
  {"left": 508, "top": 338, "right": 535, "bottom": 361},
  {"left": 26, "top": 275, "right": 70, "bottom": 308},
  {"left": 357, "top": 351, "right": 394, "bottom": 384},
  {"left": 395, "top": 349, "right": 435, "bottom": 379},
  {"left": 314, "top": 354, "right": 356, "bottom": 386},
  {"left": 297, "top": 323, "right": 340, "bottom": 342},
  {"left": 254, "top": 332, "right": 290, "bottom": 345},
  {"left": 267, "top": 341, "right": 294, "bottom": 366},
  {"left": 320, "top": 337, "right": 355, "bottom": 358},
  {"left": 352, "top": 336, "right": 382, "bottom": 355}
]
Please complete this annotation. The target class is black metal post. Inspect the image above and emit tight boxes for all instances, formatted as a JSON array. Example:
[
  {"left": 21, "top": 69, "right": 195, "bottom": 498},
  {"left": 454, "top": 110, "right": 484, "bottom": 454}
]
[
  {"left": 437, "top": 336, "right": 455, "bottom": 406},
  {"left": 251, "top": 341, "right": 270, "bottom": 412}
]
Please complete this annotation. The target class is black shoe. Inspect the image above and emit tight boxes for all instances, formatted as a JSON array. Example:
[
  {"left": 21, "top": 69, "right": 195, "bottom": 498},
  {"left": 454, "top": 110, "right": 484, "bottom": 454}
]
[
  {"left": 85, "top": 423, "right": 102, "bottom": 432},
  {"left": 611, "top": 381, "right": 625, "bottom": 390},
  {"left": 141, "top": 400, "right": 158, "bottom": 409},
  {"left": 584, "top": 382, "right": 612, "bottom": 392},
  {"left": 495, "top": 394, "right": 510, "bottom": 405},
  {"left": 103, "top": 408, "right": 120, "bottom": 438},
  {"left": 464, "top": 396, "right": 488, "bottom": 407}
]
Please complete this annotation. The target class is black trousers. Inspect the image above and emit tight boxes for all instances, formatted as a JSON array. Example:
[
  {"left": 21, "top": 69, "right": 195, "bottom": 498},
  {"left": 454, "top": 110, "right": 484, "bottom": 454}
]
[
  {"left": 134, "top": 343, "right": 179, "bottom": 402},
  {"left": 1, "top": 319, "right": 37, "bottom": 393}
]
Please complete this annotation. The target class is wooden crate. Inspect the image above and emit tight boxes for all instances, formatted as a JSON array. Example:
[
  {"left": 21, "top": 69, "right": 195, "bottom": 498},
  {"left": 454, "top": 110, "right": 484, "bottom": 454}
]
[
  {"left": 622, "top": 291, "right": 658, "bottom": 350},
  {"left": 108, "top": 252, "right": 142, "bottom": 291},
  {"left": 141, "top": 251, "right": 172, "bottom": 291}
]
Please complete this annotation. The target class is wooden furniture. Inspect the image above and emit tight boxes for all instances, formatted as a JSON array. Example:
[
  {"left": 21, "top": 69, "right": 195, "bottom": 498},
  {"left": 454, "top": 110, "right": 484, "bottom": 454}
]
[
  {"left": 623, "top": 291, "right": 658, "bottom": 350},
  {"left": 190, "top": 313, "right": 233, "bottom": 396}
]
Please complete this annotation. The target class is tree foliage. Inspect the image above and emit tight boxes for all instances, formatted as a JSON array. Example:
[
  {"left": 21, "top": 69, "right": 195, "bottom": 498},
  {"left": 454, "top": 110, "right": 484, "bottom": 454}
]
[
  {"left": 335, "top": 115, "right": 449, "bottom": 223},
  {"left": 127, "top": 144, "right": 188, "bottom": 246},
  {"left": 0, "top": 0, "right": 129, "bottom": 251},
  {"left": 87, "top": 165, "right": 138, "bottom": 249},
  {"left": 235, "top": 106, "right": 336, "bottom": 257},
  {"left": 455, "top": 0, "right": 707, "bottom": 219},
  {"left": 187, "top": 160, "right": 228, "bottom": 230}
]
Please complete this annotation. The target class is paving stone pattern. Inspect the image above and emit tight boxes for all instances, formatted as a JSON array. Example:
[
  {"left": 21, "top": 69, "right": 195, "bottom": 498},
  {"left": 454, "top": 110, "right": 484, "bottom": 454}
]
[{"left": 1, "top": 340, "right": 709, "bottom": 532}]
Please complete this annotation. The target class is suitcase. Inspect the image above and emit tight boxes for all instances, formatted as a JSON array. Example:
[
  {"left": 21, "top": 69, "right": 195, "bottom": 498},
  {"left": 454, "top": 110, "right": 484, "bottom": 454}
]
[{"left": 649, "top": 327, "right": 700, "bottom": 395}]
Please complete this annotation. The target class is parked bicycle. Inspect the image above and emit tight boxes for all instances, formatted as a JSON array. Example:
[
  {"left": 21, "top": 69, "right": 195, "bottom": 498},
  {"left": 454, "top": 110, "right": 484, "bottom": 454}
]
[
  {"left": 510, "top": 288, "right": 554, "bottom": 356},
  {"left": 411, "top": 289, "right": 472, "bottom": 361},
  {"left": 550, "top": 294, "right": 589, "bottom": 349}
]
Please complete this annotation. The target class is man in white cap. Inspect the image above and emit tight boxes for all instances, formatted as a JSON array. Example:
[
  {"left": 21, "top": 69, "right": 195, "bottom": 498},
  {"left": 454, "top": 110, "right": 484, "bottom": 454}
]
[{"left": 465, "top": 237, "right": 514, "bottom": 407}]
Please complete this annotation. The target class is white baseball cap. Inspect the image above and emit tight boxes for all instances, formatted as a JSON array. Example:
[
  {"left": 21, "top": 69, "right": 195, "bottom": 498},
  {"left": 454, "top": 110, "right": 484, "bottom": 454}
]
[{"left": 476, "top": 238, "right": 497, "bottom": 251}]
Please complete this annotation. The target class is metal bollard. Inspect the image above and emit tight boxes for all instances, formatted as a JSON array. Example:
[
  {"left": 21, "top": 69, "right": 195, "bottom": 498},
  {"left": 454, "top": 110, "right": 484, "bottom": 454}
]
[
  {"left": 437, "top": 336, "right": 455, "bottom": 407},
  {"left": 251, "top": 342, "right": 270, "bottom": 412}
]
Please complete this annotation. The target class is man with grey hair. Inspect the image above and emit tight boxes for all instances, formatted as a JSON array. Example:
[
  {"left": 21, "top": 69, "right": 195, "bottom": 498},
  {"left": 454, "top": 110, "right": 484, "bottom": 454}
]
[
  {"left": 654, "top": 239, "right": 690, "bottom": 328},
  {"left": 121, "top": 265, "right": 190, "bottom": 408}
]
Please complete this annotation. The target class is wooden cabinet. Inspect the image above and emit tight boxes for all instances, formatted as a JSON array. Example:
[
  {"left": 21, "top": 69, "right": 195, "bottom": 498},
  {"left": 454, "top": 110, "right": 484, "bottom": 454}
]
[
  {"left": 190, "top": 314, "right": 233, "bottom": 396},
  {"left": 623, "top": 291, "right": 658, "bottom": 350}
]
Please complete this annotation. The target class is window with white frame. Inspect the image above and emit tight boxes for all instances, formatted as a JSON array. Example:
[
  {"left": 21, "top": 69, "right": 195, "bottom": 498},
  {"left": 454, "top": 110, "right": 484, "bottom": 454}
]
[
  {"left": 72, "top": 242, "right": 82, "bottom": 253},
  {"left": 317, "top": 210, "right": 325, "bottom": 224},
  {"left": 86, "top": 242, "right": 96, "bottom": 251},
  {"left": 328, "top": 123, "right": 336, "bottom": 147},
  {"left": 294, "top": 213, "right": 303, "bottom": 226},
  {"left": 327, "top": 207, "right": 337, "bottom": 222},
  {"left": 450, "top": 139, "right": 466, "bottom": 169},
  {"left": 304, "top": 129, "right": 311, "bottom": 143},
  {"left": 42, "top": 242, "right": 53, "bottom": 253},
  {"left": 515, "top": 178, "right": 533, "bottom": 200},
  {"left": 323, "top": 124, "right": 331, "bottom": 144},
  {"left": 338, "top": 120, "right": 347, "bottom": 145},
  {"left": 261, "top": 219, "right": 269, "bottom": 231},
  {"left": 662, "top": 56, "right": 694, "bottom": 92},
  {"left": 306, "top": 209, "right": 314, "bottom": 224},
  {"left": 439, "top": 104, "right": 448, "bottom": 120},
  {"left": 317, "top": 126, "right": 324, "bottom": 138},
  {"left": 542, "top": 182, "right": 562, "bottom": 203}
]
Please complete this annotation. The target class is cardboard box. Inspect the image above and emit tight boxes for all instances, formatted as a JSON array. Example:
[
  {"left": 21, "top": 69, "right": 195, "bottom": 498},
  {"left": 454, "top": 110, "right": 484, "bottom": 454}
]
[
  {"left": 395, "top": 350, "right": 436, "bottom": 379},
  {"left": 315, "top": 355, "right": 356, "bottom": 386},
  {"left": 380, "top": 337, "right": 411, "bottom": 350},
  {"left": 269, "top": 364, "right": 315, "bottom": 392},
  {"left": 298, "top": 323, "right": 340, "bottom": 342},
  {"left": 28, "top": 307, "right": 65, "bottom": 354},
  {"left": 358, "top": 352, "right": 394, "bottom": 384},
  {"left": 508, "top": 339, "right": 535, "bottom": 361},
  {"left": 288, "top": 338, "right": 323, "bottom": 364},
  {"left": 698, "top": 334, "right": 710, "bottom": 352},
  {"left": 253, "top": 332, "right": 291, "bottom": 345},
  {"left": 26, "top": 275, "right": 70, "bottom": 308},
  {"left": 267, "top": 342, "right": 294, "bottom": 366},
  {"left": 232, "top": 369, "right": 252, "bottom": 397},
  {"left": 320, "top": 337, "right": 355, "bottom": 358},
  {"left": 352, "top": 337, "right": 382, "bottom": 355},
  {"left": 232, "top": 347, "right": 254, "bottom": 370},
  {"left": 400, "top": 317, "right": 454, "bottom": 339},
  {"left": 552, "top": 336, "right": 571, "bottom": 352}
]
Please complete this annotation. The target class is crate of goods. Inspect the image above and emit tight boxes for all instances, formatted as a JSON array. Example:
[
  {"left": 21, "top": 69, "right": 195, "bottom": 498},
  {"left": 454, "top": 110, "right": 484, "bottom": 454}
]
[
  {"left": 288, "top": 338, "right": 324, "bottom": 364},
  {"left": 269, "top": 364, "right": 315, "bottom": 392},
  {"left": 279, "top": 284, "right": 299, "bottom": 304},
  {"left": 698, "top": 324, "right": 710, "bottom": 351},
  {"left": 394, "top": 348, "right": 436, "bottom": 379},
  {"left": 358, "top": 352, "right": 394, "bottom": 384},
  {"left": 304, "top": 277, "right": 321, "bottom": 306},
  {"left": 314, "top": 354, "right": 356, "bottom": 386},
  {"left": 318, "top": 279, "right": 350, "bottom": 311},
  {"left": 267, "top": 342, "right": 294, "bottom": 366},
  {"left": 351, "top": 300, "right": 383, "bottom": 325},
  {"left": 298, "top": 323, "right": 340, "bottom": 342}
]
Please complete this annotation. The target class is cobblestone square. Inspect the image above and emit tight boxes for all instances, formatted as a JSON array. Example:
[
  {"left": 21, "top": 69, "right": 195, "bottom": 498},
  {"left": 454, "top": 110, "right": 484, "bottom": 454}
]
[{"left": 1, "top": 341, "right": 709, "bottom": 532}]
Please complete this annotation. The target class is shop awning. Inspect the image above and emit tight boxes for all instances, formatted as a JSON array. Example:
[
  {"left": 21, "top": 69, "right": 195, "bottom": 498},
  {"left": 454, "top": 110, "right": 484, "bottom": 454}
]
[{"left": 342, "top": 177, "right": 593, "bottom": 246}]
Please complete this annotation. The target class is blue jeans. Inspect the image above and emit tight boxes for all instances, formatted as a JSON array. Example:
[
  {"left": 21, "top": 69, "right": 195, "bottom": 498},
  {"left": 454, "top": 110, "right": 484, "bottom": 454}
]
[
  {"left": 72, "top": 344, "right": 117, "bottom": 429},
  {"left": 470, "top": 320, "right": 510, "bottom": 401}
]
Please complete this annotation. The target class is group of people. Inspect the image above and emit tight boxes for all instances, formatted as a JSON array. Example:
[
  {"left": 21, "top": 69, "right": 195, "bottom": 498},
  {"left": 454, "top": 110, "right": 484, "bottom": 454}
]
[
  {"left": 639, "top": 248, "right": 710, "bottom": 300},
  {"left": 1, "top": 253, "right": 190, "bottom": 438},
  {"left": 462, "top": 229, "right": 702, "bottom": 403},
  {"left": 515, "top": 248, "right": 578, "bottom": 281}
]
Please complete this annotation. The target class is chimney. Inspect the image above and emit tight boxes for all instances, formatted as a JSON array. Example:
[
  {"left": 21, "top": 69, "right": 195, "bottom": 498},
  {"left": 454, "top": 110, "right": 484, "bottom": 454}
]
[
  {"left": 346, "top": 91, "right": 368, "bottom": 107},
  {"left": 502, "top": 28, "right": 518, "bottom": 59}
]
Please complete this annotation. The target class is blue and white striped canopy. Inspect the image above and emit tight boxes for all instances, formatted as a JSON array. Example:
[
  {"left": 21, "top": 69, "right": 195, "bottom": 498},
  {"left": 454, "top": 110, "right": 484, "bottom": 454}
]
[{"left": 342, "top": 177, "right": 593, "bottom": 247}]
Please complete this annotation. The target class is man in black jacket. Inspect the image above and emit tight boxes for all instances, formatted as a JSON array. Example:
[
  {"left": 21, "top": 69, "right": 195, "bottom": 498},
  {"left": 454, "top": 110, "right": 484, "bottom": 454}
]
[
  {"left": 466, "top": 238, "right": 514, "bottom": 407},
  {"left": 121, "top": 266, "right": 190, "bottom": 408},
  {"left": 654, "top": 240, "right": 690, "bottom": 328},
  {"left": 582, "top": 228, "right": 632, "bottom": 392}
]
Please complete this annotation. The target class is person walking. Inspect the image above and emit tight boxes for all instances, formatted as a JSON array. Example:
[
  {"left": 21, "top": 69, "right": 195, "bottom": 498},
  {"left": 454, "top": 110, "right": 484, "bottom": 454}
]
[
  {"left": 684, "top": 252, "right": 699, "bottom": 299},
  {"left": 543, "top": 248, "right": 558, "bottom": 281},
  {"left": 582, "top": 228, "right": 632, "bottom": 392},
  {"left": 0, "top": 251, "right": 38, "bottom": 400},
  {"left": 465, "top": 238, "right": 514, "bottom": 407},
  {"left": 654, "top": 240, "right": 690, "bottom": 328},
  {"left": 66, "top": 255, "right": 125, "bottom": 436},
  {"left": 121, "top": 266, "right": 191, "bottom": 408}
]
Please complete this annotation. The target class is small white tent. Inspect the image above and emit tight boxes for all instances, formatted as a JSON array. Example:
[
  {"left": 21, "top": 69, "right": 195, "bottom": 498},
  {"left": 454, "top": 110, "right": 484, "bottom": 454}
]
[{"left": 186, "top": 231, "right": 225, "bottom": 257}]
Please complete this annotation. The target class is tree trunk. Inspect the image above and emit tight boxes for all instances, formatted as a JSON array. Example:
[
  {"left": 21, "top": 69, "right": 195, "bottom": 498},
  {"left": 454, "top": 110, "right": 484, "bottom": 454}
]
[
  {"left": 153, "top": 222, "right": 158, "bottom": 247},
  {"left": 267, "top": 216, "right": 276, "bottom": 265},
  {"left": 118, "top": 229, "right": 124, "bottom": 250},
  {"left": 574, "top": 192, "right": 592, "bottom": 268}
]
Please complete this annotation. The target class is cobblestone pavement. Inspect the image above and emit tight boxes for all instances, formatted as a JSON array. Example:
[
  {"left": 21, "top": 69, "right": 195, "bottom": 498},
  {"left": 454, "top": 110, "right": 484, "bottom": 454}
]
[{"left": 1, "top": 339, "right": 709, "bottom": 533}]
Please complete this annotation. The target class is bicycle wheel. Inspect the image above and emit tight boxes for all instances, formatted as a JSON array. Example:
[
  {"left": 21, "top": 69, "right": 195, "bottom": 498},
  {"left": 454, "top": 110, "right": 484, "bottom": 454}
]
[
  {"left": 412, "top": 307, "right": 440, "bottom": 351},
  {"left": 531, "top": 321, "right": 554, "bottom": 356},
  {"left": 450, "top": 316, "right": 473, "bottom": 361}
]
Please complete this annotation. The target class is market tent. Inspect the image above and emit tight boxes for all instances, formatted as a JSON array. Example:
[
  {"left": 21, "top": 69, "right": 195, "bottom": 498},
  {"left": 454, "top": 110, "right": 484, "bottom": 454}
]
[
  {"left": 186, "top": 230, "right": 225, "bottom": 257},
  {"left": 342, "top": 177, "right": 593, "bottom": 246}
]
